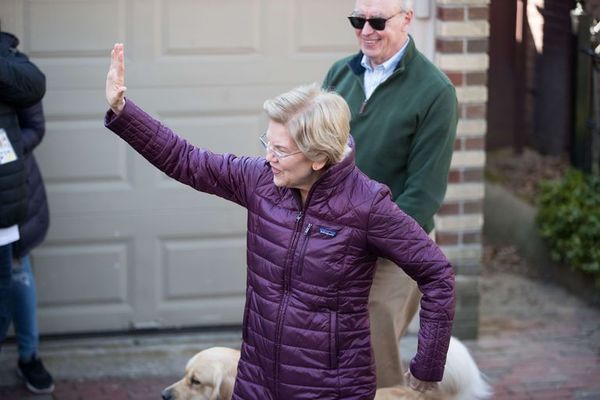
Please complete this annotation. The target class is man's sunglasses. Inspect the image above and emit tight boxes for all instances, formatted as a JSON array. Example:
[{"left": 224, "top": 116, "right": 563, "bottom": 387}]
[{"left": 348, "top": 12, "right": 403, "bottom": 31}]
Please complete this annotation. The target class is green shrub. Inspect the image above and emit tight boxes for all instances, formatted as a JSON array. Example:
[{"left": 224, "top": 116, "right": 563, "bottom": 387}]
[{"left": 536, "top": 169, "right": 600, "bottom": 285}]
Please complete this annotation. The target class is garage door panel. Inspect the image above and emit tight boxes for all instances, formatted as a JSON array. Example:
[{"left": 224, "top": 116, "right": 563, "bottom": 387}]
[
  {"left": 44, "top": 193, "right": 246, "bottom": 236},
  {"left": 162, "top": 0, "right": 263, "bottom": 55},
  {"left": 291, "top": 0, "right": 357, "bottom": 53},
  {"left": 34, "top": 242, "right": 131, "bottom": 306},
  {"left": 158, "top": 297, "right": 245, "bottom": 326},
  {"left": 25, "top": 0, "right": 126, "bottom": 58},
  {"left": 38, "top": 305, "right": 134, "bottom": 334},
  {"left": 160, "top": 113, "right": 263, "bottom": 156},
  {"left": 161, "top": 236, "right": 246, "bottom": 300},
  {"left": 37, "top": 120, "right": 131, "bottom": 186},
  {"left": 138, "top": 194, "right": 247, "bottom": 235}
]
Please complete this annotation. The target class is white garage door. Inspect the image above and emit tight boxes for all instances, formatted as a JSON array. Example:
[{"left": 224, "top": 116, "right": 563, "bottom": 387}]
[{"left": 1, "top": 0, "right": 435, "bottom": 334}]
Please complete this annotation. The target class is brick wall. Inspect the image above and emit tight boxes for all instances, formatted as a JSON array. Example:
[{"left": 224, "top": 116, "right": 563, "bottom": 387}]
[{"left": 434, "top": 0, "right": 489, "bottom": 339}]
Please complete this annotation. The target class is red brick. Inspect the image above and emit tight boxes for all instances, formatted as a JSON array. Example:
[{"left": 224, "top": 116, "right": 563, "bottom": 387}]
[
  {"left": 463, "top": 167, "right": 484, "bottom": 181},
  {"left": 467, "top": 38, "right": 489, "bottom": 53},
  {"left": 464, "top": 200, "right": 483, "bottom": 213},
  {"left": 448, "top": 169, "right": 462, "bottom": 183},
  {"left": 466, "top": 72, "right": 487, "bottom": 85},
  {"left": 463, "top": 231, "right": 482, "bottom": 244},
  {"left": 439, "top": 202, "right": 460, "bottom": 215},
  {"left": 465, "top": 137, "right": 485, "bottom": 150},
  {"left": 437, "top": 7, "right": 465, "bottom": 21},
  {"left": 436, "top": 232, "right": 460, "bottom": 246},
  {"left": 468, "top": 6, "right": 489, "bottom": 20},
  {"left": 445, "top": 71, "right": 464, "bottom": 86},
  {"left": 466, "top": 104, "right": 487, "bottom": 118},
  {"left": 436, "top": 39, "right": 464, "bottom": 53},
  {"left": 454, "top": 138, "right": 463, "bottom": 151}
]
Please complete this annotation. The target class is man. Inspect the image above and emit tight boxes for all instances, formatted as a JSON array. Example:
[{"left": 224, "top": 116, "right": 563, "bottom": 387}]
[
  {"left": 0, "top": 27, "right": 46, "bottom": 348},
  {"left": 323, "top": 0, "right": 458, "bottom": 391}
]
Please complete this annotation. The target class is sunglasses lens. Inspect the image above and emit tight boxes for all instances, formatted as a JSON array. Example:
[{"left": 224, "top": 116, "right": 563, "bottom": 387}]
[
  {"left": 348, "top": 16, "right": 366, "bottom": 29},
  {"left": 369, "top": 18, "right": 386, "bottom": 30},
  {"left": 348, "top": 16, "right": 388, "bottom": 31}
]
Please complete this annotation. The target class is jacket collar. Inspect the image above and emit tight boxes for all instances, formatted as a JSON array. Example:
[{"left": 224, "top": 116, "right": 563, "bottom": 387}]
[
  {"left": 313, "top": 136, "right": 356, "bottom": 190},
  {"left": 348, "top": 34, "right": 416, "bottom": 76}
]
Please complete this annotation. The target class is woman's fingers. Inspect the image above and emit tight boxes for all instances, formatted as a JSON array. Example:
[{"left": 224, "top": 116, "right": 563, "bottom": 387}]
[
  {"left": 404, "top": 370, "right": 438, "bottom": 393},
  {"left": 106, "top": 43, "right": 126, "bottom": 114}
]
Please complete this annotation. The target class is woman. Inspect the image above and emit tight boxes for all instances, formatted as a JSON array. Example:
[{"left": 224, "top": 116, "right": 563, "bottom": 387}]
[{"left": 105, "top": 43, "right": 454, "bottom": 400}]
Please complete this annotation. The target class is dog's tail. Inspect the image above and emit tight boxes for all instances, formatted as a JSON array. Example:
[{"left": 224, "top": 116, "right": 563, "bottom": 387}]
[{"left": 437, "top": 337, "right": 493, "bottom": 400}]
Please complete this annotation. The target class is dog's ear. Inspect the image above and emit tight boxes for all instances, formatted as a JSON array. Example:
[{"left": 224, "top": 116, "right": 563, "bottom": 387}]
[
  {"left": 218, "top": 371, "right": 236, "bottom": 400},
  {"left": 208, "top": 367, "right": 224, "bottom": 400}
]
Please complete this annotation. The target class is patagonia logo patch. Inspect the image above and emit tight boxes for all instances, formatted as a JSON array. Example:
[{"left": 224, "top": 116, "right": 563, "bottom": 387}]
[{"left": 319, "top": 227, "right": 338, "bottom": 237}]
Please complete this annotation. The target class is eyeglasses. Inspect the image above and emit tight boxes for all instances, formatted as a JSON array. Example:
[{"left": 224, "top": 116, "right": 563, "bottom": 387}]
[
  {"left": 348, "top": 11, "right": 404, "bottom": 31},
  {"left": 259, "top": 133, "right": 302, "bottom": 160}
]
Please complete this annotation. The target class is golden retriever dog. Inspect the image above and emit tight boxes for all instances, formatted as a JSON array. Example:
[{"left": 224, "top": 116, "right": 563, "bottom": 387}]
[
  {"left": 161, "top": 337, "right": 491, "bottom": 400},
  {"left": 161, "top": 347, "right": 240, "bottom": 400}
]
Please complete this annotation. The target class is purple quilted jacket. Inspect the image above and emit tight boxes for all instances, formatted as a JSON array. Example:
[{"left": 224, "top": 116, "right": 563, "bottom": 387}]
[{"left": 105, "top": 100, "right": 455, "bottom": 400}]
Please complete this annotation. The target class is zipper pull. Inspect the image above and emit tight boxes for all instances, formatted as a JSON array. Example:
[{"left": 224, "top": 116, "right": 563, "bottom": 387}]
[
  {"left": 296, "top": 211, "right": 304, "bottom": 222},
  {"left": 304, "top": 223, "right": 313, "bottom": 235},
  {"left": 359, "top": 100, "right": 367, "bottom": 114}
]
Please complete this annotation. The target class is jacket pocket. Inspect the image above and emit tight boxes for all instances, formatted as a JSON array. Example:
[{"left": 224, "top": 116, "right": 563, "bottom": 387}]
[
  {"left": 295, "top": 223, "right": 313, "bottom": 276},
  {"left": 242, "top": 286, "right": 254, "bottom": 342},
  {"left": 329, "top": 310, "right": 338, "bottom": 369}
]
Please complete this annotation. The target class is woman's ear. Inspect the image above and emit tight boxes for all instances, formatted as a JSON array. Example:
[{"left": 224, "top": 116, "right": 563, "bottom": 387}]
[{"left": 312, "top": 159, "right": 327, "bottom": 171}]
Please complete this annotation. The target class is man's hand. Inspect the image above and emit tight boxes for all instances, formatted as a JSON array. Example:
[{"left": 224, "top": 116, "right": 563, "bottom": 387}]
[
  {"left": 106, "top": 43, "right": 126, "bottom": 114},
  {"left": 404, "top": 370, "right": 438, "bottom": 393}
]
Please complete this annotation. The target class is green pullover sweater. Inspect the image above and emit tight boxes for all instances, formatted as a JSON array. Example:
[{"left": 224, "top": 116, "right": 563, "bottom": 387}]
[{"left": 323, "top": 38, "right": 458, "bottom": 233}]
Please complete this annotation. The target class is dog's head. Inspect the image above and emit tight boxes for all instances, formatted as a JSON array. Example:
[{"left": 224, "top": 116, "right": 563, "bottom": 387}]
[{"left": 161, "top": 347, "right": 240, "bottom": 400}]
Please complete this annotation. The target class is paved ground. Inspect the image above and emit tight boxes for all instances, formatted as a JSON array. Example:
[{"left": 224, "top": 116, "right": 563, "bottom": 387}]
[{"left": 1, "top": 247, "right": 599, "bottom": 399}]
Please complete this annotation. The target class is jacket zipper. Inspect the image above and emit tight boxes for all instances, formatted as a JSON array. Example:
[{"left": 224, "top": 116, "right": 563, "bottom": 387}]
[
  {"left": 273, "top": 210, "right": 304, "bottom": 394},
  {"left": 359, "top": 100, "right": 367, "bottom": 114},
  {"left": 295, "top": 223, "right": 313, "bottom": 276},
  {"left": 272, "top": 175, "right": 327, "bottom": 396},
  {"left": 356, "top": 65, "right": 404, "bottom": 115}
]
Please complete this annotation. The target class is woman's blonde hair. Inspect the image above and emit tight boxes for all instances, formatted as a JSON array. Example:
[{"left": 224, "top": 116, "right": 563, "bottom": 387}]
[{"left": 263, "top": 83, "right": 351, "bottom": 165}]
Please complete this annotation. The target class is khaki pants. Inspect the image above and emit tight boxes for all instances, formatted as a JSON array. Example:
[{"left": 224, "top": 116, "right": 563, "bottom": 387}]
[{"left": 368, "top": 230, "right": 435, "bottom": 388}]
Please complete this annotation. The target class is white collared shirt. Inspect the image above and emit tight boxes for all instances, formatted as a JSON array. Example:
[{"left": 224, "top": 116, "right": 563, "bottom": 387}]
[{"left": 361, "top": 37, "right": 410, "bottom": 99}]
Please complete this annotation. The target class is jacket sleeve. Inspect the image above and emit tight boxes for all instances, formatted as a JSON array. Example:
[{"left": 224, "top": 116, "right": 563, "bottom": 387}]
[
  {"left": 104, "top": 99, "right": 259, "bottom": 208},
  {"left": 395, "top": 84, "right": 457, "bottom": 232},
  {"left": 16, "top": 101, "right": 45, "bottom": 154},
  {"left": 0, "top": 46, "right": 46, "bottom": 107},
  {"left": 366, "top": 189, "right": 455, "bottom": 382}
]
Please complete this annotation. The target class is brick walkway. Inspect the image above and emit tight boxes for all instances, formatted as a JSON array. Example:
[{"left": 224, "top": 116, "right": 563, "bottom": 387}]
[
  {"left": 470, "top": 272, "right": 600, "bottom": 400},
  {"left": 1, "top": 270, "right": 599, "bottom": 399}
]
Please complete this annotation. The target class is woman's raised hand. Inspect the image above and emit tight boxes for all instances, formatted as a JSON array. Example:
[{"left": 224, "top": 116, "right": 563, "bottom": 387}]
[{"left": 106, "top": 43, "right": 127, "bottom": 114}]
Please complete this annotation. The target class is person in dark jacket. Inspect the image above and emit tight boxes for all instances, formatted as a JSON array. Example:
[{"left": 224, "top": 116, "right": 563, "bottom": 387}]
[
  {"left": 105, "top": 43, "right": 455, "bottom": 399},
  {"left": 0, "top": 28, "right": 45, "bottom": 347},
  {"left": 9, "top": 100, "right": 54, "bottom": 394}
]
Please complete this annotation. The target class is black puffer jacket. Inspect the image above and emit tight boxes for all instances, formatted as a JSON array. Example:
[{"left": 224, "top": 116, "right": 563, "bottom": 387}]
[
  {"left": 12, "top": 101, "right": 49, "bottom": 258},
  {"left": 0, "top": 32, "right": 45, "bottom": 228}
]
